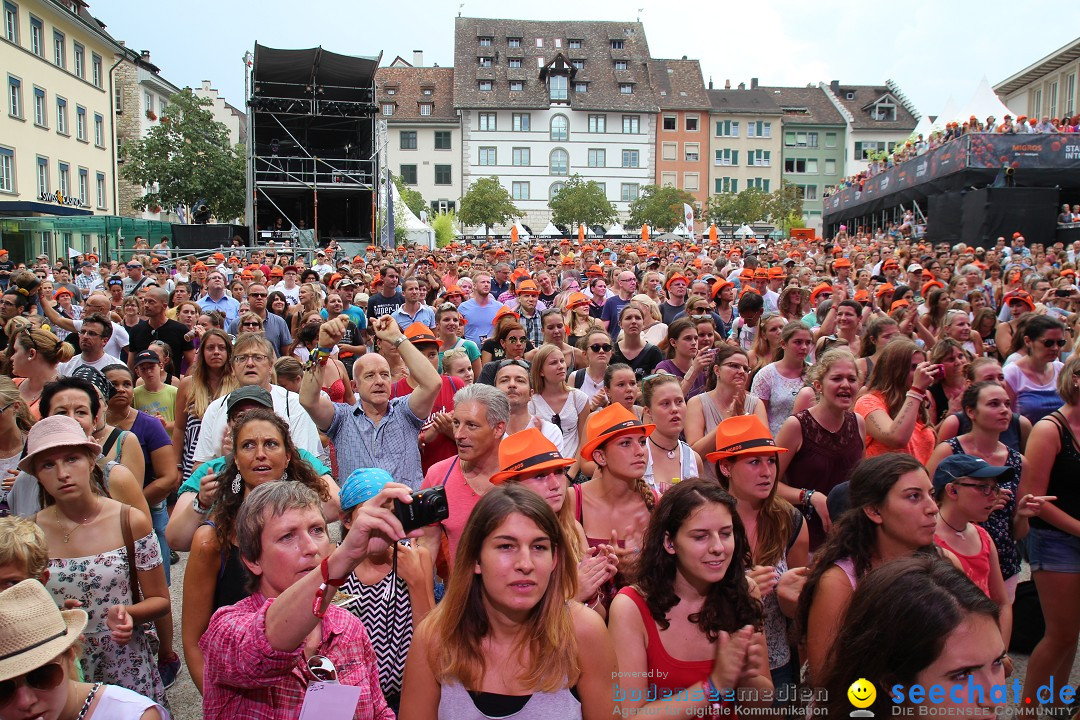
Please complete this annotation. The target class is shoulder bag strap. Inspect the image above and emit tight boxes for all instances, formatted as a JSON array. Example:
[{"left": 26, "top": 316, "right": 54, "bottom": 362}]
[
  {"left": 100, "top": 427, "right": 123, "bottom": 457},
  {"left": 119, "top": 504, "right": 142, "bottom": 605}
]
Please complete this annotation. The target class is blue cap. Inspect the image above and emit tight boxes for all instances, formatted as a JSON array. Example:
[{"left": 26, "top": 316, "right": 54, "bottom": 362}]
[
  {"left": 339, "top": 468, "right": 394, "bottom": 512},
  {"left": 932, "top": 454, "right": 1013, "bottom": 494}
]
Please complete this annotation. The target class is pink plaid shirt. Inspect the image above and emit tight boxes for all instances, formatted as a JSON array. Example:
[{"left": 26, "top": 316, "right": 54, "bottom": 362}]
[{"left": 199, "top": 593, "right": 393, "bottom": 720}]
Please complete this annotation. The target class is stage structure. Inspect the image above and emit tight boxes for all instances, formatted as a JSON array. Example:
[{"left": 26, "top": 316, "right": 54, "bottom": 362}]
[
  {"left": 249, "top": 44, "right": 381, "bottom": 246},
  {"left": 823, "top": 133, "right": 1080, "bottom": 245}
]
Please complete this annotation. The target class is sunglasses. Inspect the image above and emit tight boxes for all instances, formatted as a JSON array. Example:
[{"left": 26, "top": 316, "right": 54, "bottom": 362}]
[
  {"left": 0, "top": 662, "right": 65, "bottom": 703},
  {"left": 589, "top": 343, "right": 613, "bottom": 353},
  {"left": 1039, "top": 338, "right": 1067, "bottom": 348}
]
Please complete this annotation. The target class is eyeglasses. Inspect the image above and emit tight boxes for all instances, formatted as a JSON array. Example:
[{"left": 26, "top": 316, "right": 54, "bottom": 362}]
[
  {"left": 307, "top": 655, "right": 338, "bottom": 683},
  {"left": 232, "top": 353, "right": 269, "bottom": 364},
  {"left": 589, "top": 343, "right": 613, "bottom": 353},
  {"left": 951, "top": 482, "right": 999, "bottom": 497},
  {"left": 78, "top": 329, "right": 102, "bottom": 338},
  {"left": 721, "top": 362, "right": 751, "bottom": 373},
  {"left": 0, "top": 662, "right": 66, "bottom": 703}
]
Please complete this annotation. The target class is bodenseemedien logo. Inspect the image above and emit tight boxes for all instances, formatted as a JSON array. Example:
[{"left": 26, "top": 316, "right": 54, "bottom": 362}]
[{"left": 849, "top": 678, "right": 877, "bottom": 717}]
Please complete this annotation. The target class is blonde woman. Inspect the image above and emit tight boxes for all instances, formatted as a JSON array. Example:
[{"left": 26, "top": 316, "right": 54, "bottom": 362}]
[
  {"left": 529, "top": 344, "right": 590, "bottom": 467},
  {"left": 11, "top": 325, "right": 74, "bottom": 420},
  {"left": 287, "top": 282, "right": 322, "bottom": 336},
  {"left": 171, "top": 328, "right": 238, "bottom": 484},
  {"left": 632, "top": 293, "right": 668, "bottom": 346}
]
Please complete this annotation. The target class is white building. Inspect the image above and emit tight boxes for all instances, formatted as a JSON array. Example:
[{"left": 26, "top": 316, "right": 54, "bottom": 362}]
[
  {"left": 193, "top": 79, "right": 246, "bottom": 149},
  {"left": 822, "top": 79, "right": 920, "bottom": 175},
  {"left": 994, "top": 37, "right": 1080, "bottom": 121}
]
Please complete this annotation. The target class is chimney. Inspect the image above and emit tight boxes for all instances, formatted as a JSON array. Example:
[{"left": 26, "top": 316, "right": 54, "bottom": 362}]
[
  {"left": 708, "top": 77, "right": 713, "bottom": 90},
  {"left": 738, "top": 82, "right": 745, "bottom": 90},
  {"left": 140, "top": 50, "right": 150, "bottom": 60},
  {"left": 724, "top": 79, "right": 731, "bottom": 89},
  {"left": 750, "top": 77, "right": 758, "bottom": 89},
  {"left": 830, "top": 80, "right": 840, "bottom": 92},
  {"left": 413, "top": 50, "right": 424, "bottom": 67}
]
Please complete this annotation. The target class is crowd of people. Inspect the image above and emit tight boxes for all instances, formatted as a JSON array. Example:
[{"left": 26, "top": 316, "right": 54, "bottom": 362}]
[{"left": 0, "top": 227, "right": 1077, "bottom": 719}]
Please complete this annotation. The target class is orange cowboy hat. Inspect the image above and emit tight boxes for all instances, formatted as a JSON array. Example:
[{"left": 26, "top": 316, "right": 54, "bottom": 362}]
[
  {"left": 890, "top": 299, "right": 911, "bottom": 312},
  {"left": 854, "top": 289, "right": 870, "bottom": 303},
  {"left": 443, "top": 285, "right": 465, "bottom": 300},
  {"left": 492, "top": 305, "right": 520, "bottom": 323},
  {"left": 768, "top": 267, "right": 786, "bottom": 280},
  {"left": 705, "top": 415, "right": 788, "bottom": 462},
  {"left": 665, "top": 273, "right": 689, "bottom": 290},
  {"left": 809, "top": 283, "right": 833, "bottom": 303},
  {"left": 579, "top": 403, "right": 655, "bottom": 461},
  {"left": 586, "top": 264, "right": 604, "bottom": 277},
  {"left": 404, "top": 322, "right": 441, "bottom": 348},
  {"left": 491, "top": 428, "right": 575, "bottom": 484},
  {"left": 565, "top": 292, "right": 591, "bottom": 310},
  {"left": 1003, "top": 290, "right": 1036, "bottom": 313},
  {"left": 875, "top": 283, "right": 895, "bottom": 298},
  {"left": 515, "top": 279, "right": 540, "bottom": 295},
  {"left": 921, "top": 279, "right": 945, "bottom": 295},
  {"left": 711, "top": 280, "right": 735, "bottom": 299},
  {"left": 833, "top": 258, "right": 852, "bottom": 269},
  {"left": 753, "top": 268, "right": 769, "bottom": 280}
]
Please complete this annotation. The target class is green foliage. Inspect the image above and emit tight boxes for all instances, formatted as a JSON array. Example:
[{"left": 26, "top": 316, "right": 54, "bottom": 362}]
[
  {"left": 626, "top": 184, "right": 697, "bottom": 231},
  {"left": 432, "top": 211, "right": 457, "bottom": 248},
  {"left": 765, "top": 181, "right": 805, "bottom": 230},
  {"left": 119, "top": 89, "right": 245, "bottom": 222},
  {"left": 547, "top": 174, "right": 617, "bottom": 230},
  {"left": 706, "top": 182, "right": 805, "bottom": 230},
  {"left": 394, "top": 175, "right": 427, "bottom": 217},
  {"left": 459, "top": 176, "right": 523, "bottom": 234}
]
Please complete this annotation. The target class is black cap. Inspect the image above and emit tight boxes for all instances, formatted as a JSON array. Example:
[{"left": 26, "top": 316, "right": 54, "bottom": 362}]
[
  {"left": 134, "top": 350, "right": 160, "bottom": 367},
  {"left": 226, "top": 385, "right": 273, "bottom": 416}
]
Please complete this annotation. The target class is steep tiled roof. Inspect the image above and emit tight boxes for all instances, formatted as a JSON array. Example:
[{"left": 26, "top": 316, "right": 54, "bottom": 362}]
[
  {"left": 756, "top": 86, "right": 846, "bottom": 126},
  {"left": 376, "top": 66, "right": 458, "bottom": 123},
  {"left": 707, "top": 88, "right": 782, "bottom": 115},
  {"left": 827, "top": 83, "right": 918, "bottom": 131},
  {"left": 652, "top": 59, "right": 709, "bottom": 110},
  {"left": 454, "top": 17, "right": 659, "bottom": 112}
]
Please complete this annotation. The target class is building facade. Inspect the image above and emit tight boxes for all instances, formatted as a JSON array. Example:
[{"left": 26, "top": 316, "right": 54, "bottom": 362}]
[
  {"left": 653, "top": 58, "right": 709, "bottom": 218},
  {"left": 823, "top": 79, "right": 919, "bottom": 176},
  {"left": 454, "top": 17, "right": 657, "bottom": 232},
  {"left": 377, "top": 54, "right": 461, "bottom": 215},
  {"left": 757, "top": 85, "right": 846, "bottom": 233},
  {"left": 994, "top": 37, "right": 1080, "bottom": 121},
  {"left": 194, "top": 79, "right": 246, "bottom": 149},
  {"left": 707, "top": 82, "right": 783, "bottom": 201}
]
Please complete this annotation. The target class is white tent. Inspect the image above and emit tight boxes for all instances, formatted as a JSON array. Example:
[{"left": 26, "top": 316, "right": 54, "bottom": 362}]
[
  {"left": 930, "top": 96, "right": 959, "bottom": 133},
  {"left": 734, "top": 224, "right": 755, "bottom": 238},
  {"left": 512, "top": 221, "right": 531, "bottom": 240},
  {"left": 539, "top": 221, "right": 561, "bottom": 237},
  {"left": 391, "top": 182, "right": 435, "bottom": 248},
  {"left": 960, "top": 76, "right": 1013, "bottom": 127},
  {"left": 605, "top": 223, "right": 626, "bottom": 236},
  {"left": 912, "top": 113, "right": 933, "bottom": 139},
  {"left": 672, "top": 224, "right": 691, "bottom": 236}
]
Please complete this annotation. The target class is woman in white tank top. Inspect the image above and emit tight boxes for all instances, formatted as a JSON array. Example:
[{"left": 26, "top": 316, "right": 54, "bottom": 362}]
[{"left": 641, "top": 373, "right": 704, "bottom": 492}]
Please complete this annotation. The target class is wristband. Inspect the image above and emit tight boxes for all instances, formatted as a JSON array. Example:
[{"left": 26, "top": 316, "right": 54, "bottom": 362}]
[
  {"left": 392, "top": 335, "right": 407, "bottom": 349},
  {"left": 312, "top": 557, "right": 349, "bottom": 619},
  {"left": 192, "top": 494, "right": 211, "bottom": 515}
]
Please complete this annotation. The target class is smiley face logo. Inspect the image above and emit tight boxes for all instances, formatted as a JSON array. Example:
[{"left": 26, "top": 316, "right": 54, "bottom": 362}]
[{"left": 848, "top": 678, "right": 876, "bottom": 709}]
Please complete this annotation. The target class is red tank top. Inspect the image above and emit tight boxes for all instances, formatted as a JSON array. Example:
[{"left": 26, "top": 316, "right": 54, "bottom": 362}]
[
  {"left": 934, "top": 524, "right": 993, "bottom": 596},
  {"left": 618, "top": 586, "right": 716, "bottom": 695}
]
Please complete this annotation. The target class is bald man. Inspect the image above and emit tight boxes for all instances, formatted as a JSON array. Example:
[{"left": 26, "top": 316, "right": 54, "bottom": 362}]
[{"left": 126, "top": 286, "right": 195, "bottom": 370}]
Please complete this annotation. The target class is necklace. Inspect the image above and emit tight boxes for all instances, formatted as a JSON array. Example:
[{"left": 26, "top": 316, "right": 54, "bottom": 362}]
[
  {"left": 55, "top": 504, "right": 97, "bottom": 544},
  {"left": 940, "top": 514, "right": 968, "bottom": 537},
  {"left": 649, "top": 436, "right": 678, "bottom": 459},
  {"left": 76, "top": 682, "right": 102, "bottom": 720}
]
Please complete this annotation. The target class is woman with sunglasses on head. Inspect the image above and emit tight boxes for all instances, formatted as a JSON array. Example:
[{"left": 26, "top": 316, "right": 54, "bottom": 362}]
[
  {"left": 775, "top": 348, "right": 866, "bottom": 551},
  {"left": 11, "top": 325, "right": 73, "bottom": 421},
  {"left": 640, "top": 373, "right": 703, "bottom": 493},
  {"left": 750, "top": 321, "right": 813, "bottom": 438},
  {"left": 607, "top": 479, "right": 772, "bottom": 717},
  {"left": 854, "top": 338, "right": 938, "bottom": 464},
  {"left": 401, "top": 485, "right": 617, "bottom": 719},
  {"left": 609, "top": 304, "right": 664, "bottom": 382},
  {"left": 477, "top": 322, "right": 529, "bottom": 386},
  {"left": 1003, "top": 314, "right": 1066, "bottom": 424},
  {"left": 528, "top": 345, "right": 590, "bottom": 463}
]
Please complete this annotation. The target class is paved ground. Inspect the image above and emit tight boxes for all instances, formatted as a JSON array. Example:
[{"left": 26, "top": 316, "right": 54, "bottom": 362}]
[{"left": 162, "top": 553, "right": 1079, "bottom": 720}]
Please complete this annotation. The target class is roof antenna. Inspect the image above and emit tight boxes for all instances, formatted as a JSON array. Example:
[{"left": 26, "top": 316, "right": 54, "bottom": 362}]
[
  {"left": 458, "top": 3, "right": 464, "bottom": 16},
  {"left": 637, "top": 7, "right": 643, "bottom": 21}
]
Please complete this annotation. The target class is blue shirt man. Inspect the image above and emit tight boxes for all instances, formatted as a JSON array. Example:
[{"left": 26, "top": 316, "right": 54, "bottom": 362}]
[{"left": 459, "top": 273, "right": 504, "bottom": 344}]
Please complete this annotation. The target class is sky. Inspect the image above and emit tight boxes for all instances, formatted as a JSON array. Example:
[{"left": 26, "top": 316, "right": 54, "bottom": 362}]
[{"left": 89, "top": 0, "right": 1080, "bottom": 120}]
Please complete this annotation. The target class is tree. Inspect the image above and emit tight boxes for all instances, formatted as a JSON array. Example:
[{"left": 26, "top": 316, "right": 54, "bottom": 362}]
[
  {"left": 548, "top": 174, "right": 617, "bottom": 231},
  {"left": 705, "top": 187, "right": 768, "bottom": 226},
  {"left": 431, "top": 210, "right": 458, "bottom": 248},
  {"left": 459, "top": 176, "right": 523, "bottom": 235},
  {"left": 765, "top": 181, "right": 805, "bottom": 232},
  {"left": 394, "top": 175, "right": 427, "bottom": 218},
  {"left": 626, "top": 185, "right": 698, "bottom": 231},
  {"left": 119, "top": 89, "right": 245, "bottom": 222}
]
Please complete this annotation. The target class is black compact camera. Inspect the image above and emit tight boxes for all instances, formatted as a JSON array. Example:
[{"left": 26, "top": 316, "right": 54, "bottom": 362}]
[{"left": 394, "top": 486, "right": 450, "bottom": 533}]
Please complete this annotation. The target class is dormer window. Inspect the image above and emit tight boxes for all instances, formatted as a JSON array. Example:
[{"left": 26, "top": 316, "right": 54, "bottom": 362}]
[
  {"left": 479, "top": 36, "right": 493, "bottom": 46},
  {"left": 508, "top": 37, "right": 522, "bottom": 47},
  {"left": 510, "top": 80, "right": 524, "bottom": 92},
  {"left": 479, "top": 56, "right": 492, "bottom": 68},
  {"left": 421, "top": 88, "right": 433, "bottom": 96},
  {"left": 872, "top": 100, "right": 896, "bottom": 121},
  {"left": 549, "top": 74, "right": 568, "bottom": 102},
  {"left": 419, "top": 103, "right": 432, "bottom": 116},
  {"left": 386, "top": 88, "right": 396, "bottom": 95},
  {"left": 845, "top": 91, "right": 855, "bottom": 100},
  {"left": 571, "top": 59, "right": 584, "bottom": 69},
  {"left": 614, "top": 60, "right": 628, "bottom": 70},
  {"left": 478, "top": 80, "right": 493, "bottom": 91},
  {"left": 619, "top": 83, "right": 633, "bottom": 94},
  {"left": 509, "top": 58, "right": 522, "bottom": 68},
  {"left": 610, "top": 39, "right": 624, "bottom": 50},
  {"left": 575, "top": 83, "right": 588, "bottom": 93},
  {"left": 569, "top": 39, "right": 582, "bottom": 49}
]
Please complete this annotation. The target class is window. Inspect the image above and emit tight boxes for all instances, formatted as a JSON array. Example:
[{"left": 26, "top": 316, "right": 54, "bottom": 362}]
[
  {"left": 512, "top": 181, "right": 530, "bottom": 200},
  {"left": 620, "top": 183, "right": 639, "bottom": 201},
  {"left": 478, "top": 147, "right": 496, "bottom": 165},
  {"left": 508, "top": 37, "right": 522, "bottom": 47},
  {"left": 662, "top": 115, "right": 676, "bottom": 131},
  {"left": 588, "top": 148, "right": 606, "bottom": 167},
  {"left": 0, "top": 147, "right": 13, "bottom": 193},
  {"left": 685, "top": 115, "right": 699, "bottom": 132},
  {"left": 434, "top": 165, "right": 451, "bottom": 185},
  {"left": 550, "top": 148, "right": 568, "bottom": 176},
  {"left": 549, "top": 74, "right": 567, "bottom": 101},
  {"left": 614, "top": 60, "right": 628, "bottom": 70},
  {"left": 568, "top": 38, "right": 582, "bottom": 49},
  {"left": 806, "top": 159, "right": 818, "bottom": 173},
  {"left": 588, "top": 114, "right": 606, "bottom": 133},
  {"left": 549, "top": 181, "right": 564, "bottom": 200},
  {"left": 478, "top": 112, "right": 496, "bottom": 131},
  {"left": 478, "top": 36, "right": 493, "bottom": 46},
  {"left": 73, "top": 43, "right": 85, "bottom": 79},
  {"left": 785, "top": 158, "right": 814, "bottom": 173},
  {"left": 661, "top": 142, "right": 676, "bottom": 161},
  {"left": 57, "top": 162, "right": 69, "bottom": 195},
  {"left": 7, "top": 75, "right": 20, "bottom": 118},
  {"left": 871, "top": 101, "right": 896, "bottom": 122},
  {"left": 158, "top": 97, "right": 167, "bottom": 116},
  {"left": 92, "top": 53, "right": 102, "bottom": 88},
  {"left": 1050, "top": 81, "right": 1058, "bottom": 119},
  {"left": 478, "top": 80, "right": 493, "bottom": 92},
  {"left": 825, "top": 132, "right": 837, "bottom": 148},
  {"left": 144, "top": 91, "right": 153, "bottom": 114},
  {"left": 29, "top": 15, "right": 41, "bottom": 55},
  {"left": 806, "top": 132, "right": 818, "bottom": 147},
  {"left": 96, "top": 172, "right": 106, "bottom": 209},
  {"left": 1067, "top": 73, "right": 1076, "bottom": 116},
  {"left": 683, "top": 173, "right": 699, "bottom": 191},
  {"left": 714, "top": 177, "right": 738, "bottom": 194},
  {"left": 381, "top": 103, "right": 394, "bottom": 116},
  {"left": 825, "top": 159, "right": 836, "bottom": 175},
  {"left": 715, "top": 120, "right": 739, "bottom": 137},
  {"left": 621, "top": 149, "right": 639, "bottom": 168},
  {"left": 3, "top": 2, "right": 16, "bottom": 43},
  {"left": 610, "top": 39, "right": 624, "bottom": 50},
  {"left": 509, "top": 80, "right": 524, "bottom": 92},
  {"left": 400, "top": 131, "right": 417, "bottom": 150},
  {"left": 419, "top": 103, "right": 432, "bottom": 115},
  {"left": 535, "top": 38, "right": 543, "bottom": 47},
  {"left": 574, "top": 82, "right": 587, "bottom": 93},
  {"left": 854, "top": 141, "right": 886, "bottom": 159},
  {"left": 845, "top": 91, "right": 855, "bottom": 100},
  {"left": 571, "top": 59, "right": 584, "bottom": 69},
  {"left": 661, "top": 172, "right": 677, "bottom": 187},
  {"left": 512, "top": 113, "right": 530, "bottom": 132},
  {"left": 93, "top": 114, "right": 103, "bottom": 147},
  {"left": 714, "top": 149, "right": 739, "bottom": 166},
  {"left": 512, "top": 147, "right": 530, "bottom": 166},
  {"left": 399, "top": 164, "right": 417, "bottom": 185},
  {"left": 508, "top": 58, "right": 522, "bottom": 68},
  {"left": 434, "top": 131, "right": 451, "bottom": 150},
  {"left": 747, "top": 177, "right": 770, "bottom": 192},
  {"left": 32, "top": 86, "right": 45, "bottom": 127},
  {"left": 550, "top": 114, "right": 568, "bottom": 141},
  {"left": 36, "top": 156, "right": 47, "bottom": 196},
  {"left": 56, "top": 97, "right": 66, "bottom": 134},
  {"left": 746, "top": 121, "right": 771, "bottom": 138},
  {"left": 684, "top": 143, "right": 699, "bottom": 162},
  {"left": 622, "top": 115, "right": 639, "bottom": 134},
  {"left": 53, "top": 30, "right": 64, "bottom": 67},
  {"left": 478, "top": 56, "right": 492, "bottom": 68},
  {"left": 76, "top": 106, "right": 86, "bottom": 141},
  {"left": 619, "top": 83, "right": 633, "bottom": 95},
  {"left": 1033, "top": 88, "right": 1042, "bottom": 116},
  {"left": 801, "top": 185, "right": 818, "bottom": 200}
]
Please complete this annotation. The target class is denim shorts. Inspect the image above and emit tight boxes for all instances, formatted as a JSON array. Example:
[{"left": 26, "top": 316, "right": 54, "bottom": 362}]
[{"left": 1027, "top": 525, "right": 1080, "bottom": 573}]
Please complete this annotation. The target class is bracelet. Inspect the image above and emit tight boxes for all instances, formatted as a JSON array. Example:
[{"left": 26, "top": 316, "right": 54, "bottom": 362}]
[
  {"left": 311, "top": 557, "right": 349, "bottom": 619},
  {"left": 192, "top": 494, "right": 210, "bottom": 515},
  {"left": 803, "top": 489, "right": 817, "bottom": 519},
  {"left": 905, "top": 390, "right": 925, "bottom": 401}
]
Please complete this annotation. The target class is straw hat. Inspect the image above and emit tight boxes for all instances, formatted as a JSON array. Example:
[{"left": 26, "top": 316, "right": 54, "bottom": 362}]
[
  {"left": 19, "top": 415, "right": 101, "bottom": 473},
  {"left": 579, "top": 403, "right": 655, "bottom": 461},
  {"left": 705, "top": 415, "right": 788, "bottom": 462},
  {"left": 492, "top": 428, "right": 575, "bottom": 484},
  {"left": 0, "top": 580, "right": 86, "bottom": 682}
]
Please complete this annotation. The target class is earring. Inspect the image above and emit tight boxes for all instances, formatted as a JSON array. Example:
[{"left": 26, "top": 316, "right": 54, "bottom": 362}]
[
  {"left": 279, "top": 471, "right": 288, "bottom": 482},
  {"left": 231, "top": 473, "right": 242, "bottom": 494}
]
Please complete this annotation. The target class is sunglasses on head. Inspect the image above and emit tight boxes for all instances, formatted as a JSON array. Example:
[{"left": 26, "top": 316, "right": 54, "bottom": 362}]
[{"left": 0, "top": 662, "right": 65, "bottom": 703}]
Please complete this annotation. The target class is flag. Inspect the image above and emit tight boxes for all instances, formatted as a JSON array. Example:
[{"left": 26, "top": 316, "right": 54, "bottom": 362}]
[{"left": 683, "top": 203, "right": 695, "bottom": 239}]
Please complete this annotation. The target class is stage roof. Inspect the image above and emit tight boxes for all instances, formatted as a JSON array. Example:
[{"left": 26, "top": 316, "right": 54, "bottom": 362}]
[{"left": 253, "top": 44, "right": 381, "bottom": 90}]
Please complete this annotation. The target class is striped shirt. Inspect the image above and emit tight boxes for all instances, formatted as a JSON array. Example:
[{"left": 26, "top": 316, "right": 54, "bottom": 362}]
[{"left": 327, "top": 397, "right": 425, "bottom": 490}]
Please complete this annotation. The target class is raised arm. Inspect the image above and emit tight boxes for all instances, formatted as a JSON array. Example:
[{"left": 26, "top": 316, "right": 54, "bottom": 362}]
[{"left": 370, "top": 316, "right": 440, "bottom": 421}]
